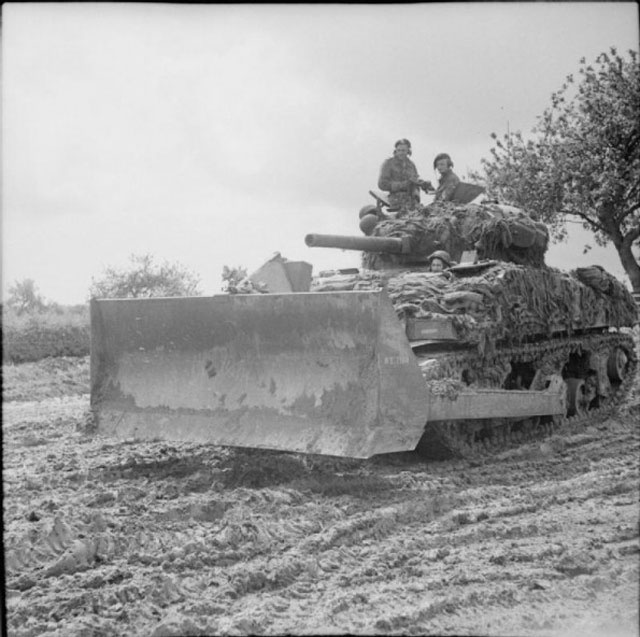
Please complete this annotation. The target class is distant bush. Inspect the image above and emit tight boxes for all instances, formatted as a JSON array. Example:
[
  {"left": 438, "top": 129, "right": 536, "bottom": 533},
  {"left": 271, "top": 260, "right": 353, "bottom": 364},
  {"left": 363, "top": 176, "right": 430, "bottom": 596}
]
[
  {"left": 90, "top": 253, "right": 201, "bottom": 298},
  {"left": 2, "top": 306, "right": 90, "bottom": 363},
  {"left": 5, "top": 278, "right": 46, "bottom": 315}
]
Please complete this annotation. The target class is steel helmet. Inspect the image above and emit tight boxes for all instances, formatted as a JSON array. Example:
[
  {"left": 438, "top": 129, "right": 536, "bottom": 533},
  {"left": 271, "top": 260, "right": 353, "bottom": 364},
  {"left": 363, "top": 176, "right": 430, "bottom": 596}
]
[{"left": 427, "top": 250, "right": 453, "bottom": 266}]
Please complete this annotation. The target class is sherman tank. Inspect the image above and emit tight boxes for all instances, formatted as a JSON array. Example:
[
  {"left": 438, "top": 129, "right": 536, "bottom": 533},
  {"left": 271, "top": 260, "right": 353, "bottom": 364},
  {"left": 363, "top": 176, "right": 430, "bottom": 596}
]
[
  {"left": 90, "top": 195, "right": 638, "bottom": 460},
  {"left": 304, "top": 197, "right": 638, "bottom": 457}
]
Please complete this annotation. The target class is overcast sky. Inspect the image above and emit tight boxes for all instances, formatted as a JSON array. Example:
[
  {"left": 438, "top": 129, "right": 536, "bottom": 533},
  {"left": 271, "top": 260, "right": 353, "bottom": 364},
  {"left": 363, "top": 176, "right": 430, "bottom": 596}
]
[{"left": 2, "top": 2, "right": 639, "bottom": 304}]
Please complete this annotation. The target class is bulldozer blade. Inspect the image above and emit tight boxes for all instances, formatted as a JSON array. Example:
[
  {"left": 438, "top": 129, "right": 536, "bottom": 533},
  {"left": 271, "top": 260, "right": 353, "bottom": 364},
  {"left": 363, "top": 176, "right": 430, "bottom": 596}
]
[{"left": 90, "top": 292, "right": 430, "bottom": 458}]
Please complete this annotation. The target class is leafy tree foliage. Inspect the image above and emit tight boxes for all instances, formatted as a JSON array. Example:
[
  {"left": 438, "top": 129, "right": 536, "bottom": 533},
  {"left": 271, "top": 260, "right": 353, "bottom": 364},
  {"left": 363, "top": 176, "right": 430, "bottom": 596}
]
[
  {"left": 474, "top": 48, "right": 640, "bottom": 291},
  {"left": 90, "top": 254, "right": 201, "bottom": 299},
  {"left": 221, "top": 265, "right": 248, "bottom": 293},
  {"left": 6, "top": 279, "right": 46, "bottom": 314}
]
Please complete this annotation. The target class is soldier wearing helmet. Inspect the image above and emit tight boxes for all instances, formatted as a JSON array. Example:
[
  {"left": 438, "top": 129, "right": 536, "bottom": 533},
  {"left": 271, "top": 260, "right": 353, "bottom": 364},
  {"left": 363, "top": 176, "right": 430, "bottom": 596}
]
[
  {"left": 378, "top": 139, "right": 431, "bottom": 212},
  {"left": 427, "top": 250, "right": 454, "bottom": 273},
  {"left": 433, "top": 153, "right": 461, "bottom": 202}
]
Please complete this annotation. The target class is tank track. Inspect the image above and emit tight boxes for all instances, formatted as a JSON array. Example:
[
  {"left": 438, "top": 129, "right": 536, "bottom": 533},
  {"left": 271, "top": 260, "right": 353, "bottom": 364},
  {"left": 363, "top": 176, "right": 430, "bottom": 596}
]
[{"left": 414, "top": 331, "right": 638, "bottom": 460}]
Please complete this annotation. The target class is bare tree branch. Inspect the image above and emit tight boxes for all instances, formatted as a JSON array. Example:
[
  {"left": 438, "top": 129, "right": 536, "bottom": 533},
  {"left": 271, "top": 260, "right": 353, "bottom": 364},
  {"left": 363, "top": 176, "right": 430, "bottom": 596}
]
[{"left": 563, "top": 209, "right": 607, "bottom": 234}]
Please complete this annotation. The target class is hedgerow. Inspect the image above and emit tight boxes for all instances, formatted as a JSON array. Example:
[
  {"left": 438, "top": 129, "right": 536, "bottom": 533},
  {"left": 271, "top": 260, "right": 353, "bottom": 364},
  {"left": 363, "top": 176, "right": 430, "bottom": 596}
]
[{"left": 2, "top": 306, "right": 90, "bottom": 363}]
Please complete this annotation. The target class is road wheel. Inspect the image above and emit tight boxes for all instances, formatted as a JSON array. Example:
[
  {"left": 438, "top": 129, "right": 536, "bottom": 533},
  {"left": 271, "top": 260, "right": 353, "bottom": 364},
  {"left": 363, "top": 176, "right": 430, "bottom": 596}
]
[
  {"left": 607, "top": 347, "right": 628, "bottom": 382},
  {"left": 565, "top": 378, "right": 593, "bottom": 417}
]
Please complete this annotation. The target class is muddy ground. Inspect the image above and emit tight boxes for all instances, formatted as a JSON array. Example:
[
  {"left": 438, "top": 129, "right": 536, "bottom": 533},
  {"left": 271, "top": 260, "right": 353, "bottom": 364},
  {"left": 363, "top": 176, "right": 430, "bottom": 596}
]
[{"left": 3, "top": 355, "right": 639, "bottom": 637}]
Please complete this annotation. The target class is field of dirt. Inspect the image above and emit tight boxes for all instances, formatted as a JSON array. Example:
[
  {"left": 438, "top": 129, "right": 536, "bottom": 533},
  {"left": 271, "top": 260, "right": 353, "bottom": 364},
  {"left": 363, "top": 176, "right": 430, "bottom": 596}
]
[{"left": 3, "top": 355, "right": 639, "bottom": 637}]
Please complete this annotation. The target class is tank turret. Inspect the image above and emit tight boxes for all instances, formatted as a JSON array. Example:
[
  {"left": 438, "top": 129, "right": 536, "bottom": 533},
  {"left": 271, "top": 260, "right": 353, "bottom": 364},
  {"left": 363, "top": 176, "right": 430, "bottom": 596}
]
[{"left": 308, "top": 200, "right": 551, "bottom": 270}]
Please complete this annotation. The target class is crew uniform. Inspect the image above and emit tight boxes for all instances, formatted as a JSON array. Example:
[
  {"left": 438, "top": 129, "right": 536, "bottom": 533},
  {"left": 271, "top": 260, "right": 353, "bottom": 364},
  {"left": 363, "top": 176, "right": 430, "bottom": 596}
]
[
  {"left": 378, "top": 154, "right": 421, "bottom": 211},
  {"left": 434, "top": 170, "right": 460, "bottom": 202}
]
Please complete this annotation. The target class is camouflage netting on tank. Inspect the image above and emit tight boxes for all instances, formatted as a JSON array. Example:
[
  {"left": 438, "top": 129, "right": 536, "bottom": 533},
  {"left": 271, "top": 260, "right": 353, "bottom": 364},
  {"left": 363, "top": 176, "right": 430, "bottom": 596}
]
[
  {"left": 362, "top": 202, "right": 549, "bottom": 269},
  {"left": 312, "top": 263, "right": 637, "bottom": 349},
  {"left": 309, "top": 270, "right": 387, "bottom": 292},
  {"left": 573, "top": 265, "right": 631, "bottom": 300}
]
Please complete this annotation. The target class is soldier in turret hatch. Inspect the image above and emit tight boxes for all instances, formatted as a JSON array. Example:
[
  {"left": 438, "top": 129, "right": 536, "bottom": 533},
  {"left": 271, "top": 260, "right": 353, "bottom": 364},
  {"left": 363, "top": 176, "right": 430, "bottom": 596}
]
[
  {"left": 433, "top": 153, "right": 461, "bottom": 202},
  {"left": 426, "top": 250, "right": 454, "bottom": 272},
  {"left": 378, "top": 139, "right": 432, "bottom": 212}
]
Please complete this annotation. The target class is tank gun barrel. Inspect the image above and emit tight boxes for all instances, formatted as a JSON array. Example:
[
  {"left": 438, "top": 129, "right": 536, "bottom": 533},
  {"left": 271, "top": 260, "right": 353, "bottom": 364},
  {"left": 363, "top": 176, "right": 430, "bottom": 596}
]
[{"left": 305, "top": 233, "right": 410, "bottom": 253}]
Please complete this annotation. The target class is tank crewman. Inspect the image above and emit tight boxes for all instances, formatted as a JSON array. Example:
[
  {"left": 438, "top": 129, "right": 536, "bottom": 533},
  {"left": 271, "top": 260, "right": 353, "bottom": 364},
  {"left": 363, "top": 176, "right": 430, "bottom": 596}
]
[
  {"left": 433, "top": 153, "right": 461, "bottom": 202},
  {"left": 426, "top": 250, "right": 454, "bottom": 273},
  {"left": 378, "top": 139, "right": 432, "bottom": 212}
]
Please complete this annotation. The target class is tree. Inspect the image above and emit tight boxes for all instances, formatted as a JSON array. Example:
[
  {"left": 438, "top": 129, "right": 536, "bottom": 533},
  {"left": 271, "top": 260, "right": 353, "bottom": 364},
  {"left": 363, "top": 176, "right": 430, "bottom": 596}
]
[
  {"left": 473, "top": 48, "right": 640, "bottom": 292},
  {"left": 90, "top": 254, "right": 201, "bottom": 299},
  {"left": 220, "top": 265, "right": 269, "bottom": 294},
  {"left": 221, "top": 265, "right": 247, "bottom": 293},
  {"left": 6, "top": 278, "right": 46, "bottom": 314}
]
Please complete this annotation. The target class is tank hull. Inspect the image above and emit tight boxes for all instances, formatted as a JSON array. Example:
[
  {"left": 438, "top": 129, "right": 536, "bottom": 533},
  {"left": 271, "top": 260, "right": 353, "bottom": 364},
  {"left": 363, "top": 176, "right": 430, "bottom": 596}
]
[{"left": 311, "top": 256, "right": 638, "bottom": 457}]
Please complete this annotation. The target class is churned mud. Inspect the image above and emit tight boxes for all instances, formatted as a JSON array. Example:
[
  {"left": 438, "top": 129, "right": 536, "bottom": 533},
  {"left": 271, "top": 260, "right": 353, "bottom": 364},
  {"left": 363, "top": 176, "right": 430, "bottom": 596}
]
[{"left": 3, "top": 356, "right": 639, "bottom": 636}]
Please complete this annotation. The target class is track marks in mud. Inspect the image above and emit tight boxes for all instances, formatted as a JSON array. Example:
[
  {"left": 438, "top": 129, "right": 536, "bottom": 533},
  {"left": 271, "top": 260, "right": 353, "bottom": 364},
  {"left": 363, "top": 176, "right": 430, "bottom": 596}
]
[{"left": 4, "top": 391, "right": 640, "bottom": 636}]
